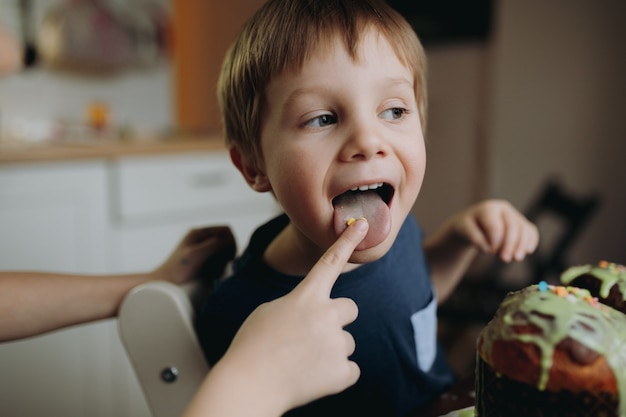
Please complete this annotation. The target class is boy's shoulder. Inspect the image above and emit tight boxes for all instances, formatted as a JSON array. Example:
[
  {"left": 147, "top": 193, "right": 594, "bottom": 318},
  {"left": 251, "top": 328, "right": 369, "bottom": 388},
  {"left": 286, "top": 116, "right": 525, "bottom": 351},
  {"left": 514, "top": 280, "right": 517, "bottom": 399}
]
[{"left": 208, "top": 212, "right": 424, "bottom": 299}]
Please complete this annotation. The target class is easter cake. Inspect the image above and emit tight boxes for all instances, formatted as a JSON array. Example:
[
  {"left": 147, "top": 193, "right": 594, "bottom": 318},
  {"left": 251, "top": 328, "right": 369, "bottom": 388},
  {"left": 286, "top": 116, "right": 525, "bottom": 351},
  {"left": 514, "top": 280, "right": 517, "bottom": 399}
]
[
  {"left": 561, "top": 261, "right": 626, "bottom": 315},
  {"left": 475, "top": 282, "right": 626, "bottom": 417}
]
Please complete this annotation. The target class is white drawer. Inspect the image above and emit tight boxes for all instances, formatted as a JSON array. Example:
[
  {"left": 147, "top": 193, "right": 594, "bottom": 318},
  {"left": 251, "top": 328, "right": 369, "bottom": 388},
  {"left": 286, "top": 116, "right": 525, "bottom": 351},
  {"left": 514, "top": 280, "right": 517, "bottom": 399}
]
[{"left": 111, "top": 151, "right": 273, "bottom": 223}]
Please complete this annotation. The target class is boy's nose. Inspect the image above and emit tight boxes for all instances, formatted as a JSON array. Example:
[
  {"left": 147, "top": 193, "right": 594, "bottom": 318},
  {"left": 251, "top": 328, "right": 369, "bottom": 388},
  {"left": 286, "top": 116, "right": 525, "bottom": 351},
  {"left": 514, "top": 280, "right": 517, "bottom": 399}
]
[{"left": 339, "top": 122, "right": 387, "bottom": 161}]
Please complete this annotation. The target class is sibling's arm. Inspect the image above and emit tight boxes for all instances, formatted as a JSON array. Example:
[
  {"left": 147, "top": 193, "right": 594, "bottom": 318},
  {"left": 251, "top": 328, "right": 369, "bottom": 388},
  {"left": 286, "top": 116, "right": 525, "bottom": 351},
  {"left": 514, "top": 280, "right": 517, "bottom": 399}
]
[
  {"left": 423, "top": 200, "right": 539, "bottom": 304},
  {"left": 181, "top": 219, "right": 368, "bottom": 417},
  {"left": 0, "top": 24, "right": 22, "bottom": 76},
  {"left": 0, "top": 226, "right": 235, "bottom": 342}
]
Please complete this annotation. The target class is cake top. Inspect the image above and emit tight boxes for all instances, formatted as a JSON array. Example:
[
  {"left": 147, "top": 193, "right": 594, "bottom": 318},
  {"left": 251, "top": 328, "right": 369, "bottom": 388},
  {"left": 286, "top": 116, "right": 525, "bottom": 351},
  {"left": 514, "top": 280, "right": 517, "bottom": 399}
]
[
  {"left": 479, "top": 283, "right": 626, "bottom": 402},
  {"left": 440, "top": 406, "right": 475, "bottom": 417},
  {"left": 561, "top": 260, "right": 626, "bottom": 300}
]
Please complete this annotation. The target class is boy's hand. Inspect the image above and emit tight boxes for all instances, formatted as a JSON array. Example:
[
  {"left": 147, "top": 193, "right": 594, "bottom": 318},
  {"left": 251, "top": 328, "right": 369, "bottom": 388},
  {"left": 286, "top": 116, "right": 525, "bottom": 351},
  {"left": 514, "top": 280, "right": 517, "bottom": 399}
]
[{"left": 451, "top": 199, "right": 539, "bottom": 263}]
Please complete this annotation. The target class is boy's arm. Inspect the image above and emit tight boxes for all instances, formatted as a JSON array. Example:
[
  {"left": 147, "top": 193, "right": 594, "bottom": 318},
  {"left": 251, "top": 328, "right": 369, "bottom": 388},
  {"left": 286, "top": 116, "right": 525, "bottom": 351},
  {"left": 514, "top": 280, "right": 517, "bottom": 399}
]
[{"left": 424, "top": 200, "right": 539, "bottom": 304}]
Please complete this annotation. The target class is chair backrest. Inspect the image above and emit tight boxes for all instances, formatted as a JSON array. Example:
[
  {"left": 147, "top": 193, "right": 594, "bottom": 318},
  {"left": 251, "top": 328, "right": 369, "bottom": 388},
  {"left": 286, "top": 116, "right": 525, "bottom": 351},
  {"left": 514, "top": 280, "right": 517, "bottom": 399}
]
[
  {"left": 118, "top": 281, "right": 209, "bottom": 417},
  {"left": 486, "top": 178, "right": 601, "bottom": 284},
  {"left": 438, "top": 178, "right": 601, "bottom": 323},
  {"left": 522, "top": 179, "right": 601, "bottom": 280}
]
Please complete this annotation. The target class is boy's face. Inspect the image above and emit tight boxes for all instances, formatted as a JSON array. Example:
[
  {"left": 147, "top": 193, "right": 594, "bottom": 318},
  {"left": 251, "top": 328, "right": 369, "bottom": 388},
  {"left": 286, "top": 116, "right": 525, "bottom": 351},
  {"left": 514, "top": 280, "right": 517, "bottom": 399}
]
[{"left": 243, "top": 29, "right": 425, "bottom": 265}]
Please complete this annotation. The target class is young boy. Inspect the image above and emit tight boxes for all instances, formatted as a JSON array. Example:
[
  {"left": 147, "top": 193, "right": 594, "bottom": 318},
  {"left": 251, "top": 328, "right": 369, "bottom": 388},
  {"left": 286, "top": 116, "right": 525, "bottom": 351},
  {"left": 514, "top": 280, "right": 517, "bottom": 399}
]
[{"left": 197, "top": 0, "right": 539, "bottom": 416}]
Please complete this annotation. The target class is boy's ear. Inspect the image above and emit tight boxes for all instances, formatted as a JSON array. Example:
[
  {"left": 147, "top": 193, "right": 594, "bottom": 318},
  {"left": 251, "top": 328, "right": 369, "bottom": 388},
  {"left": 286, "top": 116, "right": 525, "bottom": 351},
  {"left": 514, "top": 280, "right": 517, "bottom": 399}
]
[{"left": 229, "top": 146, "right": 271, "bottom": 192}]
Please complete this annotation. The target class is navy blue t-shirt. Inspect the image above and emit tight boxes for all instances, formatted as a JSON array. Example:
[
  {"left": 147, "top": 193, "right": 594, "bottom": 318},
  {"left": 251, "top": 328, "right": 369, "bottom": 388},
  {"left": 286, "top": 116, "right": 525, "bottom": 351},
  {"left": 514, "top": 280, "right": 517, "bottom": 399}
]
[{"left": 196, "top": 214, "right": 455, "bottom": 417}]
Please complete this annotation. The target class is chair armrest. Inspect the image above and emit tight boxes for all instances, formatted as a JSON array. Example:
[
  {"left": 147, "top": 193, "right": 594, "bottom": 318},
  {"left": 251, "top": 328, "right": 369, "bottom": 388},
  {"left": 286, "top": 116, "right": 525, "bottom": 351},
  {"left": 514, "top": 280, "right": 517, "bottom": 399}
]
[{"left": 118, "top": 281, "right": 209, "bottom": 417}]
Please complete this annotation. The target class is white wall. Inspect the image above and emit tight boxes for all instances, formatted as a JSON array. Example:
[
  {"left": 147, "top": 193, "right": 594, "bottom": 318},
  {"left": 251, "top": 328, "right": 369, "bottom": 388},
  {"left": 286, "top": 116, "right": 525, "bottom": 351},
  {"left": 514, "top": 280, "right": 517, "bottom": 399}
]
[
  {"left": 2, "top": 0, "right": 624, "bottom": 265},
  {"left": 0, "top": 0, "right": 173, "bottom": 135},
  {"left": 415, "top": 0, "right": 626, "bottom": 269},
  {"left": 0, "top": 66, "right": 173, "bottom": 132},
  {"left": 412, "top": 43, "right": 488, "bottom": 234},
  {"left": 485, "top": 0, "right": 626, "bottom": 265}
]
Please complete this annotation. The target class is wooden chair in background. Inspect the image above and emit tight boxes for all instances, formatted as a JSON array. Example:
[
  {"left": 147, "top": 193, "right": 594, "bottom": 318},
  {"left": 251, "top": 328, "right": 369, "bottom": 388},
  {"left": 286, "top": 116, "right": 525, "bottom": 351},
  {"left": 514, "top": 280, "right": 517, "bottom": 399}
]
[
  {"left": 439, "top": 178, "right": 601, "bottom": 323},
  {"left": 437, "top": 178, "right": 601, "bottom": 376}
]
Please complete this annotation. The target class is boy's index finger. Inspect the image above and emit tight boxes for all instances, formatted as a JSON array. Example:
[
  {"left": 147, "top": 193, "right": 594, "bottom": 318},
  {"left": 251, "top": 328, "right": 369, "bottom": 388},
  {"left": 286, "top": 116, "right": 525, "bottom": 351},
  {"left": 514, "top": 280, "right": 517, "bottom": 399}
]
[{"left": 298, "top": 218, "right": 369, "bottom": 298}]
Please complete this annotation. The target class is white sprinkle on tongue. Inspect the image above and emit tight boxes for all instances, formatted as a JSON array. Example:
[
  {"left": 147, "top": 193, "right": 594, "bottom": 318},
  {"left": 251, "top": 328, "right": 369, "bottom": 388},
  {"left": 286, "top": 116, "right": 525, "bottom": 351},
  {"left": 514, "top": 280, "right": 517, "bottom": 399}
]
[{"left": 333, "top": 190, "right": 391, "bottom": 250}]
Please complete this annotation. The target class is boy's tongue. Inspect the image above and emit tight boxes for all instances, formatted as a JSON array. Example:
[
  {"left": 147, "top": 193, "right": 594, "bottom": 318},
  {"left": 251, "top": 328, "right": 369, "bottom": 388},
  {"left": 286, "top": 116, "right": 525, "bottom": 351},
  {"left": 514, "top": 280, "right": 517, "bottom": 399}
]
[{"left": 333, "top": 190, "right": 391, "bottom": 250}]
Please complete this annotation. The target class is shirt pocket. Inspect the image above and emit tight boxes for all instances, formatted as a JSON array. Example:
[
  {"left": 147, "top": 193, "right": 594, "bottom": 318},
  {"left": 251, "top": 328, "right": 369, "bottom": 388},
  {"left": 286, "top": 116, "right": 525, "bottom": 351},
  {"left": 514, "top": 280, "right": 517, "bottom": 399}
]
[{"left": 410, "top": 295, "right": 437, "bottom": 372}]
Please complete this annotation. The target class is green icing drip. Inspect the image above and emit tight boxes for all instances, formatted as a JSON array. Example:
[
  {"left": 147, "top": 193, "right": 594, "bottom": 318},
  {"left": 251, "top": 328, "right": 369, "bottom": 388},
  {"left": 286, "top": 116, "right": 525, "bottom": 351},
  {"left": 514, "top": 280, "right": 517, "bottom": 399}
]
[
  {"left": 443, "top": 406, "right": 475, "bottom": 417},
  {"left": 561, "top": 261, "right": 626, "bottom": 300},
  {"left": 480, "top": 284, "right": 626, "bottom": 417}
]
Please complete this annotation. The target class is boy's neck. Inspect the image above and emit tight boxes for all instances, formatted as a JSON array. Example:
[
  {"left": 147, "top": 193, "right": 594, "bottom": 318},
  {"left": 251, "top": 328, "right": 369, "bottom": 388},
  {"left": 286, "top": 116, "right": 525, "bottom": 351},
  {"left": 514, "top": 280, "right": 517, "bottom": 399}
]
[{"left": 263, "top": 223, "right": 359, "bottom": 276}]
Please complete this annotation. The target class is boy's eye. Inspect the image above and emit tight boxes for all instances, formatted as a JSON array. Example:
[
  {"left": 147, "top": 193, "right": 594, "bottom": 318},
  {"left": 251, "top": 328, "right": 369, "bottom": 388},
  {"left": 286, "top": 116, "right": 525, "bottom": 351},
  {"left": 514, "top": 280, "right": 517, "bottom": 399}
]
[
  {"left": 380, "top": 107, "right": 408, "bottom": 120},
  {"left": 305, "top": 114, "right": 336, "bottom": 128}
]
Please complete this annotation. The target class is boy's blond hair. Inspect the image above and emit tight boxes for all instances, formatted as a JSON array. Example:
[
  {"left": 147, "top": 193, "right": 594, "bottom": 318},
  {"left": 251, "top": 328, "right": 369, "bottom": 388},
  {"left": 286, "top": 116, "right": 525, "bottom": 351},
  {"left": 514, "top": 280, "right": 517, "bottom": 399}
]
[{"left": 218, "top": 0, "right": 427, "bottom": 168}]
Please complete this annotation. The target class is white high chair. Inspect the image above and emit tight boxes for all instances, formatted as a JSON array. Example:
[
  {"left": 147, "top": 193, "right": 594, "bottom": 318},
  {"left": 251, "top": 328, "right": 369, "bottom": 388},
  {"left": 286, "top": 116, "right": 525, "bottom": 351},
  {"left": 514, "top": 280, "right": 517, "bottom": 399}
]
[{"left": 118, "top": 281, "right": 209, "bottom": 417}]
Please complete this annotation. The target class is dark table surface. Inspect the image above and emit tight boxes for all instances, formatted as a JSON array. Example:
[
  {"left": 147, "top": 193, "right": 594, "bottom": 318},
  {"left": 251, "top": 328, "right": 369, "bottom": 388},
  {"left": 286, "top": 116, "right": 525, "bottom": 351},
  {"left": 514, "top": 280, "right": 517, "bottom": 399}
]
[{"left": 407, "top": 373, "right": 475, "bottom": 417}]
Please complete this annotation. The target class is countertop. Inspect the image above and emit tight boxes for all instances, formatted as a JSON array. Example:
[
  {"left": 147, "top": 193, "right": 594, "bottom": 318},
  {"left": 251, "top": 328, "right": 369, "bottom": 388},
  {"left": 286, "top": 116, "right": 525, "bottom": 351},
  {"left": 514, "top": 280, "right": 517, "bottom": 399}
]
[{"left": 0, "top": 135, "right": 227, "bottom": 164}]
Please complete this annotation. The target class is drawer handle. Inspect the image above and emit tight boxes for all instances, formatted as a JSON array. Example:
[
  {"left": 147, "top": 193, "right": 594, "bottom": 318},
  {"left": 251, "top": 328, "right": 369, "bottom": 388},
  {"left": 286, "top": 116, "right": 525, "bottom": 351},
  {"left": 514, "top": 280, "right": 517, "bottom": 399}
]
[{"left": 188, "top": 171, "right": 230, "bottom": 188}]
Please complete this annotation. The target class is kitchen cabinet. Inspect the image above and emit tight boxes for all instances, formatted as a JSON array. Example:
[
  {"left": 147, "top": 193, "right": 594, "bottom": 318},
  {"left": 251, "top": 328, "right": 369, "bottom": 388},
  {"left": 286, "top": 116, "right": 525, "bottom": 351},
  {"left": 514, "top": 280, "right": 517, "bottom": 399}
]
[
  {"left": 108, "top": 151, "right": 278, "bottom": 272},
  {"left": 0, "top": 150, "right": 280, "bottom": 417},
  {"left": 0, "top": 160, "right": 109, "bottom": 273},
  {"left": 0, "top": 160, "right": 114, "bottom": 417}
]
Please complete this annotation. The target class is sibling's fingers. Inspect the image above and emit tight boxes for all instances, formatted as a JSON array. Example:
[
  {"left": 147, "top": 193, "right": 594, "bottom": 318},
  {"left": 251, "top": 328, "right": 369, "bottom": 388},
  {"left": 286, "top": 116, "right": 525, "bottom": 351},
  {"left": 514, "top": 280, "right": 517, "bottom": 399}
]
[
  {"left": 185, "top": 226, "right": 235, "bottom": 245},
  {"left": 332, "top": 296, "right": 359, "bottom": 327},
  {"left": 298, "top": 219, "right": 369, "bottom": 298},
  {"left": 342, "top": 328, "right": 357, "bottom": 357}
]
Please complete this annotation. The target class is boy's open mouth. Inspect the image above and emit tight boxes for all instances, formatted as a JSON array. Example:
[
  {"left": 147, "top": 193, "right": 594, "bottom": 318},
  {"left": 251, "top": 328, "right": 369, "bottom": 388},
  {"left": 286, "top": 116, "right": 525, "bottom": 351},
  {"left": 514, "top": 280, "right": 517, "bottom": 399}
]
[{"left": 331, "top": 183, "right": 394, "bottom": 250}]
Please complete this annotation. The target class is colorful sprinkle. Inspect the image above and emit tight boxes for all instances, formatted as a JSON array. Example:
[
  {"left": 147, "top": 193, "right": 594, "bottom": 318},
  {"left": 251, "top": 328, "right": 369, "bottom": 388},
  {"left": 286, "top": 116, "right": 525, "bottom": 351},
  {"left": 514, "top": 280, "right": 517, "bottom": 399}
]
[
  {"left": 555, "top": 286, "right": 569, "bottom": 297},
  {"left": 346, "top": 217, "right": 366, "bottom": 227},
  {"left": 538, "top": 281, "right": 548, "bottom": 292},
  {"left": 598, "top": 260, "right": 626, "bottom": 274}
]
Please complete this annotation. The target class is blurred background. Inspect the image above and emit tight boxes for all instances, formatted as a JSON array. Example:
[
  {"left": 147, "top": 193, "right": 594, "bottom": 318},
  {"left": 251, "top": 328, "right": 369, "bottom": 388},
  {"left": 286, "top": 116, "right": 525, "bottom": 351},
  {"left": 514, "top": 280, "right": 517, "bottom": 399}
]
[{"left": 0, "top": 0, "right": 625, "bottom": 416}]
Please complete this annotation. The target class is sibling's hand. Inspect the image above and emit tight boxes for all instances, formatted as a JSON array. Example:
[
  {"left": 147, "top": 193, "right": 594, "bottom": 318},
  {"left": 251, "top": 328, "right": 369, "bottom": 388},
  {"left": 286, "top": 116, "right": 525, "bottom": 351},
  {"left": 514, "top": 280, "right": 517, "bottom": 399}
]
[
  {"left": 451, "top": 199, "right": 539, "bottom": 263},
  {"left": 220, "top": 219, "right": 369, "bottom": 414},
  {"left": 151, "top": 226, "right": 237, "bottom": 284}
]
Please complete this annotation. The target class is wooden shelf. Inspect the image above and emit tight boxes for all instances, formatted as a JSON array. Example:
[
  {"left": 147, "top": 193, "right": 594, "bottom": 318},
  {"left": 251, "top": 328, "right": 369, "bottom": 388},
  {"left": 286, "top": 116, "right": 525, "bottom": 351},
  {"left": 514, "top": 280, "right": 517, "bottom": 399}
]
[{"left": 0, "top": 136, "right": 226, "bottom": 164}]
